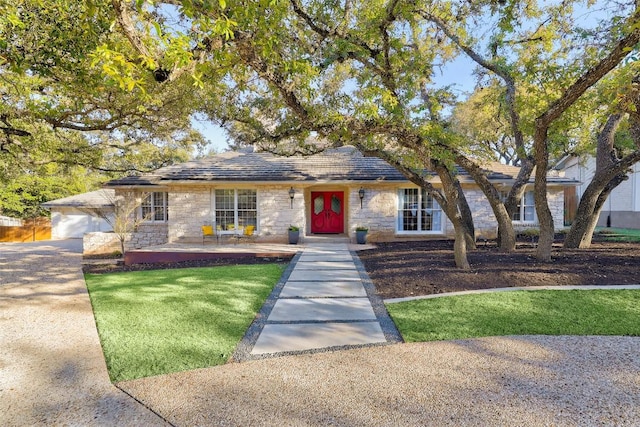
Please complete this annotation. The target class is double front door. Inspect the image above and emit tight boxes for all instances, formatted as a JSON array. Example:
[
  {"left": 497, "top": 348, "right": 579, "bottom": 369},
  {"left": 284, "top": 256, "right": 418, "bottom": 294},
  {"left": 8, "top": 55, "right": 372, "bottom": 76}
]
[{"left": 311, "top": 191, "right": 344, "bottom": 234}]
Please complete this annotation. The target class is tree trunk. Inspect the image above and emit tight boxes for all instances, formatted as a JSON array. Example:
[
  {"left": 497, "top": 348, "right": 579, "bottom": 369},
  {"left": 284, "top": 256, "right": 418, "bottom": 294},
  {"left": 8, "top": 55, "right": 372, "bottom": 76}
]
[
  {"left": 452, "top": 220, "right": 471, "bottom": 270},
  {"left": 454, "top": 177, "right": 476, "bottom": 250},
  {"left": 354, "top": 145, "right": 472, "bottom": 269},
  {"left": 495, "top": 206, "right": 517, "bottom": 250},
  {"left": 533, "top": 126, "right": 554, "bottom": 262},
  {"left": 564, "top": 171, "right": 628, "bottom": 248},
  {"left": 578, "top": 183, "right": 615, "bottom": 247},
  {"left": 436, "top": 164, "right": 472, "bottom": 270},
  {"left": 564, "top": 114, "right": 633, "bottom": 248},
  {"left": 455, "top": 154, "right": 517, "bottom": 251}
]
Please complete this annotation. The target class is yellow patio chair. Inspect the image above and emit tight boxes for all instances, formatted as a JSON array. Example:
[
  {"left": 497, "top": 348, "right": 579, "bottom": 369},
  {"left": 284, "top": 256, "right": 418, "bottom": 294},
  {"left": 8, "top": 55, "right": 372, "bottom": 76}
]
[
  {"left": 244, "top": 225, "right": 255, "bottom": 237},
  {"left": 201, "top": 225, "right": 216, "bottom": 245},
  {"left": 233, "top": 225, "right": 256, "bottom": 245}
]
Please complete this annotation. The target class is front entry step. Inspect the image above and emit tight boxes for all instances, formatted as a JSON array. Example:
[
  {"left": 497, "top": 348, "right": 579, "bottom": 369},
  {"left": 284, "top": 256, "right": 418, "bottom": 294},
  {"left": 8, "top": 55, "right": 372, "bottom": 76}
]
[{"left": 303, "top": 235, "right": 351, "bottom": 244}]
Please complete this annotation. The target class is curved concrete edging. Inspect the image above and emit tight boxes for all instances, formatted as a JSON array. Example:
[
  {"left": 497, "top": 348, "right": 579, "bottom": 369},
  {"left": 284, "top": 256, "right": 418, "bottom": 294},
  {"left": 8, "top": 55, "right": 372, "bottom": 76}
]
[{"left": 385, "top": 284, "right": 640, "bottom": 304}]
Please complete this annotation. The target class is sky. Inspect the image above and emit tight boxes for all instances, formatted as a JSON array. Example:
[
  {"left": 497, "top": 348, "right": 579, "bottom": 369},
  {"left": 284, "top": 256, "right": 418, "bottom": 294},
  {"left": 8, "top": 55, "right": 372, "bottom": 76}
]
[{"left": 191, "top": 118, "right": 229, "bottom": 153}]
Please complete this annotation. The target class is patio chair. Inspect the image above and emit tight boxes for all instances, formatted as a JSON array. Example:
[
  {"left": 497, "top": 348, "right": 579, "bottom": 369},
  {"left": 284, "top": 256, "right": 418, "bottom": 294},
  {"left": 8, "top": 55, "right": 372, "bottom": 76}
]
[
  {"left": 232, "top": 225, "right": 256, "bottom": 244},
  {"left": 201, "top": 225, "right": 216, "bottom": 245}
]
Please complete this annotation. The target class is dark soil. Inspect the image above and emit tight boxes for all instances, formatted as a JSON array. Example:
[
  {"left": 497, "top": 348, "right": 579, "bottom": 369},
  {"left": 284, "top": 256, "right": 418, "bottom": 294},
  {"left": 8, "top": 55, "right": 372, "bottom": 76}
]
[
  {"left": 82, "top": 235, "right": 640, "bottom": 300},
  {"left": 82, "top": 255, "right": 291, "bottom": 275},
  {"left": 358, "top": 237, "right": 640, "bottom": 299}
]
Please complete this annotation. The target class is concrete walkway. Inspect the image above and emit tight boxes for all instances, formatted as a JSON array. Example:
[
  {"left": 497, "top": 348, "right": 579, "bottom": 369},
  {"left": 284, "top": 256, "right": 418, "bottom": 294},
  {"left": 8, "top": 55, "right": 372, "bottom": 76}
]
[{"left": 233, "top": 243, "right": 402, "bottom": 360}]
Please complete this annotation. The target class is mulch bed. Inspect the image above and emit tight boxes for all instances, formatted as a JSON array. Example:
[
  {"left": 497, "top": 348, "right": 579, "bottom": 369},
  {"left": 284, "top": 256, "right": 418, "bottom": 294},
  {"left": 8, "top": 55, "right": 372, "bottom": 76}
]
[
  {"left": 82, "top": 236, "right": 640, "bottom": 300},
  {"left": 82, "top": 255, "right": 290, "bottom": 275},
  {"left": 357, "top": 237, "right": 640, "bottom": 299}
]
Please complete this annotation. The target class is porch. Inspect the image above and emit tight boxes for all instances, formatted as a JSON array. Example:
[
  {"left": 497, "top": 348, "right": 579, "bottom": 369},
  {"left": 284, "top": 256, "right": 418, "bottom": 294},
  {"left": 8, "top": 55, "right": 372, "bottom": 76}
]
[{"left": 123, "top": 235, "right": 374, "bottom": 265}]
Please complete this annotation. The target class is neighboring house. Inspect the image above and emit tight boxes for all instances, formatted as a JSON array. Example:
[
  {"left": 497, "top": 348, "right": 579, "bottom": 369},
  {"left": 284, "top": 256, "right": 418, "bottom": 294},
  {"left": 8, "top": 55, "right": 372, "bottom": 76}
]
[
  {"left": 104, "top": 146, "right": 576, "bottom": 248},
  {"left": 41, "top": 189, "right": 115, "bottom": 239},
  {"left": 557, "top": 155, "right": 640, "bottom": 229}
]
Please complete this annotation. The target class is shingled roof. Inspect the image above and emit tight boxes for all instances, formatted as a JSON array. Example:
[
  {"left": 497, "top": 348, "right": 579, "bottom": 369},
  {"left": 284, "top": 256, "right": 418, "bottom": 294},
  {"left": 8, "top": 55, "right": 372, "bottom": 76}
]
[
  {"left": 104, "top": 146, "right": 576, "bottom": 187},
  {"left": 41, "top": 189, "right": 115, "bottom": 208}
]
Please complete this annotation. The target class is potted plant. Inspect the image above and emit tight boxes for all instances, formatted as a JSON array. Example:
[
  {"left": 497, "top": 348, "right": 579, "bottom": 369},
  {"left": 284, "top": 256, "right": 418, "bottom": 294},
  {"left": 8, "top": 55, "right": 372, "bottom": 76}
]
[
  {"left": 355, "top": 226, "right": 368, "bottom": 244},
  {"left": 288, "top": 225, "right": 300, "bottom": 244}
]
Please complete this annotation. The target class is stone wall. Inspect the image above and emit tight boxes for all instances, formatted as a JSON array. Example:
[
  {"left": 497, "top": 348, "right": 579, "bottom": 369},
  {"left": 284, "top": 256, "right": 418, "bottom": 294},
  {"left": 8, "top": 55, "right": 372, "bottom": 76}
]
[
  {"left": 348, "top": 184, "right": 399, "bottom": 242},
  {"left": 260, "top": 186, "right": 306, "bottom": 242},
  {"left": 167, "top": 188, "right": 211, "bottom": 242},
  {"left": 83, "top": 232, "right": 121, "bottom": 255},
  {"left": 82, "top": 223, "right": 169, "bottom": 254},
  {"left": 127, "top": 223, "right": 169, "bottom": 249},
  {"left": 465, "top": 186, "right": 566, "bottom": 237},
  {"left": 107, "top": 185, "right": 567, "bottom": 246},
  {"left": 162, "top": 186, "right": 306, "bottom": 244}
]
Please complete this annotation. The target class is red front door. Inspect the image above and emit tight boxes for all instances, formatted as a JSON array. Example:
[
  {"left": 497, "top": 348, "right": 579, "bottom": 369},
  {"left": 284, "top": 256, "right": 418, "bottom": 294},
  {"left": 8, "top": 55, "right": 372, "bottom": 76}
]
[{"left": 311, "top": 191, "right": 344, "bottom": 234}]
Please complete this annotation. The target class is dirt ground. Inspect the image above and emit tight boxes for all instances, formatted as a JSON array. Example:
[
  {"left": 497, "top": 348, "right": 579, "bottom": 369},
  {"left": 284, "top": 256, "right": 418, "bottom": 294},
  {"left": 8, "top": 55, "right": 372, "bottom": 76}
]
[{"left": 358, "top": 237, "right": 640, "bottom": 299}]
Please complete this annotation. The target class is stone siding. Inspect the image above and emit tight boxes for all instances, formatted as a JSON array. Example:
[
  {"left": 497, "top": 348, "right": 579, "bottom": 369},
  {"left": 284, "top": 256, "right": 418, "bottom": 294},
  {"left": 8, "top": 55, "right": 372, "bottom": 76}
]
[
  {"left": 83, "top": 232, "right": 121, "bottom": 255},
  {"left": 127, "top": 223, "right": 168, "bottom": 249},
  {"left": 167, "top": 188, "right": 211, "bottom": 242},
  {"left": 110, "top": 185, "right": 567, "bottom": 246},
  {"left": 465, "top": 187, "right": 566, "bottom": 237},
  {"left": 348, "top": 185, "right": 398, "bottom": 242},
  {"left": 464, "top": 189, "right": 498, "bottom": 236},
  {"left": 261, "top": 186, "right": 306, "bottom": 242},
  {"left": 161, "top": 187, "right": 306, "bottom": 244}
]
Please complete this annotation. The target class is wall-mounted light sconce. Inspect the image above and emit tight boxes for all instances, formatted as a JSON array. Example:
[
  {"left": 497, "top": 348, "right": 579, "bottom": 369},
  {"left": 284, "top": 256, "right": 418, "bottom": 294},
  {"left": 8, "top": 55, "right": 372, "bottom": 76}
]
[
  {"left": 358, "top": 187, "right": 365, "bottom": 208},
  {"left": 289, "top": 187, "right": 295, "bottom": 208}
]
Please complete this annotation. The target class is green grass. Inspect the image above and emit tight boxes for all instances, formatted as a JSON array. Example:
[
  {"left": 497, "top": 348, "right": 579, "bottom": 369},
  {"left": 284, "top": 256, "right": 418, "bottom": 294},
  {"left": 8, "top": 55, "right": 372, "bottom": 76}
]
[
  {"left": 386, "top": 290, "right": 640, "bottom": 342},
  {"left": 595, "top": 227, "right": 640, "bottom": 242},
  {"left": 85, "top": 264, "right": 285, "bottom": 382}
]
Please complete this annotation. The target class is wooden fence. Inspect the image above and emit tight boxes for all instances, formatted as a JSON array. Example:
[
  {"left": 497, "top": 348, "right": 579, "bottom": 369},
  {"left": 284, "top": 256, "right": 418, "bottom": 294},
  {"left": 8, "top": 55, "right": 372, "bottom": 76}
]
[
  {"left": 564, "top": 187, "right": 578, "bottom": 226},
  {"left": 0, "top": 218, "right": 51, "bottom": 242}
]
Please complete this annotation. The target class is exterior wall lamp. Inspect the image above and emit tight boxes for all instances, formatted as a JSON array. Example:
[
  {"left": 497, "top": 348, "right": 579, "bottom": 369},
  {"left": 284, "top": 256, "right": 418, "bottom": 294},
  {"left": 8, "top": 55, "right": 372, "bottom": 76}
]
[
  {"left": 289, "top": 187, "right": 295, "bottom": 208},
  {"left": 358, "top": 187, "right": 365, "bottom": 208}
]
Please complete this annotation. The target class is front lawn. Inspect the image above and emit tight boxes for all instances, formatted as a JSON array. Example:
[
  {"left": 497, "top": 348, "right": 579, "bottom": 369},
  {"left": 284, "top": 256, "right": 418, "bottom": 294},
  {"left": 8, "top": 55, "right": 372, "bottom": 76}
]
[
  {"left": 85, "top": 264, "right": 284, "bottom": 382},
  {"left": 387, "top": 290, "right": 640, "bottom": 342},
  {"left": 595, "top": 227, "right": 640, "bottom": 243}
]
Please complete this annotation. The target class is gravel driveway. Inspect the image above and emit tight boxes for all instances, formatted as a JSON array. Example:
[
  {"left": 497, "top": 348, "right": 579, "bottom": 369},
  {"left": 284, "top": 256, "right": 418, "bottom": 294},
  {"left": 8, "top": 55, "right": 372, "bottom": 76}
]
[
  {"left": 0, "top": 240, "right": 166, "bottom": 426},
  {"left": 120, "top": 336, "right": 640, "bottom": 426},
  {"left": 2, "top": 240, "right": 640, "bottom": 426}
]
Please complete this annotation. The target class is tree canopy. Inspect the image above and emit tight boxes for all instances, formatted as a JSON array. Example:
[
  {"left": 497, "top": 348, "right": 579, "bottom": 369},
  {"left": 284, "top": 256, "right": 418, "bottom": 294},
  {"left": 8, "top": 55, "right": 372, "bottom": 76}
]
[
  {"left": 93, "top": 0, "right": 639, "bottom": 263},
  {"left": 0, "top": 0, "right": 210, "bottom": 216},
  {"left": 3, "top": 0, "right": 639, "bottom": 265}
]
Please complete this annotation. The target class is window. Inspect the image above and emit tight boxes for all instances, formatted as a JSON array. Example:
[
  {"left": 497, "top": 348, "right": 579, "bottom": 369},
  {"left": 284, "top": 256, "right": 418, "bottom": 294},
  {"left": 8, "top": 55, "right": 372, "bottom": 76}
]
[
  {"left": 397, "top": 189, "right": 442, "bottom": 233},
  {"left": 141, "top": 192, "right": 168, "bottom": 222},
  {"left": 501, "top": 190, "right": 536, "bottom": 222},
  {"left": 215, "top": 189, "right": 257, "bottom": 232}
]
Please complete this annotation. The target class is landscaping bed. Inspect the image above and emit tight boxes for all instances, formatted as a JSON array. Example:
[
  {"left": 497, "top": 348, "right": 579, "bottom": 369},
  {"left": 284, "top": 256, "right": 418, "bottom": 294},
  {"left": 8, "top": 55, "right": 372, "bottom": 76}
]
[
  {"left": 83, "top": 255, "right": 289, "bottom": 274},
  {"left": 358, "top": 236, "right": 640, "bottom": 299},
  {"left": 83, "top": 232, "right": 640, "bottom": 300}
]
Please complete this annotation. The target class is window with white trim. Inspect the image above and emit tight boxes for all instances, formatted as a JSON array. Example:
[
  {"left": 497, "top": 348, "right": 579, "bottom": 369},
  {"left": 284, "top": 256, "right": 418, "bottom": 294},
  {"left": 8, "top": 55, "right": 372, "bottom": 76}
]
[
  {"left": 501, "top": 190, "right": 536, "bottom": 222},
  {"left": 397, "top": 188, "right": 442, "bottom": 233},
  {"left": 214, "top": 189, "right": 257, "bottom": 232},
  {"left": 141, "top": 192, "right": 168, "bottom": 222}
]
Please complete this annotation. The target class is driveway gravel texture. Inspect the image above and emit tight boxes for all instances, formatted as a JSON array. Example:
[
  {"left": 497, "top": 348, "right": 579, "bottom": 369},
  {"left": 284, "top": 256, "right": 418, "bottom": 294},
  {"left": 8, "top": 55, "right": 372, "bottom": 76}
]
[
  {"left": 120, "top": 336, "right": 640, "bottom": 426},
  {"left": 2, "top": 240, "right": 640, "bottom": 426},
  {"left": 0, "top": 240, "right": 167, "bottom": 426}
]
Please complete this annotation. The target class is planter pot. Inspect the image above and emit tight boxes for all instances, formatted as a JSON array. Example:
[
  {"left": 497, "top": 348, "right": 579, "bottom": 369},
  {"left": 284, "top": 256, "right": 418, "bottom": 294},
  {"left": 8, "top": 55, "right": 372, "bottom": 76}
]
[
  {"left": 288, "top": 230, "right": 299, "bottom": 244},
  {"left": 356, "top": 230, "right": 368, "bottom": 244}
]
